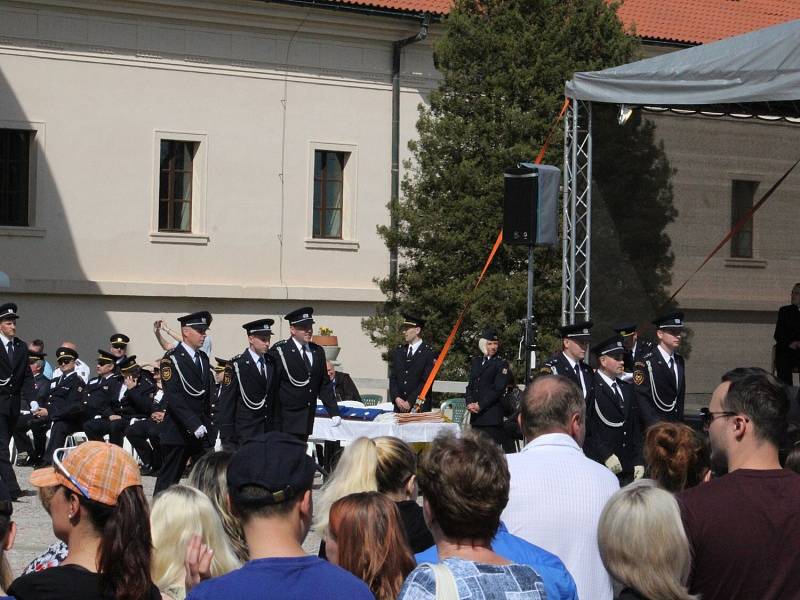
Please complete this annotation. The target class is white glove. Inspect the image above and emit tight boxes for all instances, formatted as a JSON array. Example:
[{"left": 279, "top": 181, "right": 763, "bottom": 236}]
[
  {"left": 29, "top": 401, "right": 39, "bottom": 412},
  {"left": 634, "top": 465, "right": 645, "bottom": 480},
  {"left": 605, "top": 454, "right": 623, "bottom": 475},
  {"left": 331, "top": 416, "right": 342, "bottom": 427},
  {"left": 194, "top": 425, "right": 208, "bottom": 439}
]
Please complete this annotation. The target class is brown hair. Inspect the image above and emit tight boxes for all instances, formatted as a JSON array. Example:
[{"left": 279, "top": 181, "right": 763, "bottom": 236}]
[
  {"left": 417, "top": 431, "right": 509, "bottom": 541},
  {"left": 644, "top": 423, "right": 710, "bottom": 493},
  {"left": 328, "top": 492, "right": 414, "bottom": 600}
]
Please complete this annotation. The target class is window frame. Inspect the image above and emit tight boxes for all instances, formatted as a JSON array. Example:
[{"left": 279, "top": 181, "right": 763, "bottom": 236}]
[
  {"left": 305, "top": 141, "right": 358, "bottom": 251},
  {"left": 0, "top": 119, "right": 45, "bottom": 237},
  {"left": 730, "top": 179, "right": 758, "bottom": 259}
]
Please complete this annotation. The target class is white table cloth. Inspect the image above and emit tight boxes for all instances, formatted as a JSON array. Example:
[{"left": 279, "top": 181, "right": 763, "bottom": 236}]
[{"left": 311, "top": 417, "right": 459, "bottom": 443}]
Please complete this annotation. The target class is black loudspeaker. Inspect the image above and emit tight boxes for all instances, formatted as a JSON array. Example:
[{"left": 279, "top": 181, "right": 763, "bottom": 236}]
[
  {"left": 503, "top": 166, "right": 539, "bottom": 245},
  {"left": 503, "top": 164, "right": 559, "bottom": 246}
]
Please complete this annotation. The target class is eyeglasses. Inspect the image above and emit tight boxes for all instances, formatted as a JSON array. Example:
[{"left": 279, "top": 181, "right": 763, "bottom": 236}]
[
  {"left": 700, "top": 407, "right": 738, "bottom": 430},
  {"left": 57, "top": 358, "right": 74, "bottom": 365},
  {"left": 53, "top": 447, "right": 91, "bottom": 500}
]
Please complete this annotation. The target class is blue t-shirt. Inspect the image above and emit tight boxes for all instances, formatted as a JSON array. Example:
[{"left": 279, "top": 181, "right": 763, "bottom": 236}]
[
  {"left": 186, "top": 555, "right": 375, "bottom": 600},
  {"left": 415, "top": 523, "right": 578, "bottom": 600}
]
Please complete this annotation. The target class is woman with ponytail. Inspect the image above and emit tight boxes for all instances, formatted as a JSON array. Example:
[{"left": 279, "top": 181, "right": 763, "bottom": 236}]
[
  {"left": 9, "top": 441, "right": 161, "bottom": 600},
  {"left": 644, "top": 422, "right": 711, "bottom": 493}
]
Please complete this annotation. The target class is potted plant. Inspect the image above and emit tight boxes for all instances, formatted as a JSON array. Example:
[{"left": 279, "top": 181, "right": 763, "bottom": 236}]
[{"left": 313, "top": 326, "right": 341, "bottom": 362}]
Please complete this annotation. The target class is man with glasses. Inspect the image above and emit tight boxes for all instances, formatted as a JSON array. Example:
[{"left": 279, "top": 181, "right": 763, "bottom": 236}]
[
  {"left": 679, "top": 369, "right": 800, "bottom": 600},
  {"left": 774, "top": 282, "right": 800, "bottom": 386},
  {"left": 540, "top": 322, "right": 594, "bottom": 402},
  {"left": 633, "top": 312, "right": 686, "bottom": 426},
  {"left": 155, "top": 311, "right": 215, "bottom": 494},
  {"left": 82, "top": 350, "right": 125, "bottom": 447},
  {"left": 14, "top": 350, "right": 50, "bottom": 467},
  {"left": 39, "top": 346, "right": 87, "bottom": 466},
  {"left": 108, "top": 333, "right": 130, "bottom": 371},
  {"left": 120, "top": 356, "right": 161, "bottom": 476},
  {"left": 218, "top": 318, "right": 276, "bottom": 451},
  {"left": 52, "top": 341, "right": 90, "bottom": 384},
  {"left": 0, "top": 303, "right": 35, "bottom": 498}
]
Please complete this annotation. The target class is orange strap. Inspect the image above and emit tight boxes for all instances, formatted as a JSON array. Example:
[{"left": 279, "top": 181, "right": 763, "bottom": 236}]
[
  {"left": 414, "top": 98, "right": 570, "bottom": 407},
  {"left": 666, "top": 156, "right": 800, "bottom": 306}
]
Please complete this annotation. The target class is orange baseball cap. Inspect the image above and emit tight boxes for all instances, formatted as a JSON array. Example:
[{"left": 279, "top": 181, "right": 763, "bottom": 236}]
[{"left": 30, "top": 442, "right": 142, "bottom": 506}]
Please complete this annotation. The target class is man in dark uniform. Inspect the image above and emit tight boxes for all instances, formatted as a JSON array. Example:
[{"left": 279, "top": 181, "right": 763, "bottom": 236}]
[
  {"left": 0, "top": 303, "right": 35, "bottom": 497},
  {"left": 40, "top": 346, "right": 86, "bottom": 466},
  {"left": 613, "top": 323, "right": 653, "bottom": 378},
  {"left": 540, "top": 322, "right": 594, "bottom": 402},
  {"left": 14, "top": 350, "right": 50, "bottom": 466},
  {"left": 121, "top": 356, "right": 162, "bottom": 476},
  {"left": 218, "top": 318, "right": 276, "bottom": 451},
  {"left": 109, "top": 333, "right": 129, "bottom": 371},
  {"left": 389, "top": 315, "right": 436, "bottom": 412},
  {"left": 584, "top": 335, "right": 644, "bottom": 485},
  {"left": 633, "top": 311, "right": 686, "bottom": 427},
  {"left": 774, "top": 283, "right": 800, "bottom": 386},
  {"left": 268, "top": 307, "right": 341, "bottom": 442},
  {"left": 465, "top": 327, "right": 510, "bottom": 446},
  {"left": 83, "top": 350, "right": 125, "bottom": 446},
  {"left": 154, "top": 311, "right": 215, "bottom": 494}
]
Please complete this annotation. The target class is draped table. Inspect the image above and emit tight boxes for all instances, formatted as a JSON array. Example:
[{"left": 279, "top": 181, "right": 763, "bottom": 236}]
[{"left": 311, "top": 416, "right": 460, "bottom": 443}]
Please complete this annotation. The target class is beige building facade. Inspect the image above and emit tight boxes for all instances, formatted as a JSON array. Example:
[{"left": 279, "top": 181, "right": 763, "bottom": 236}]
[{"left": 0, "top": 0, "right": 437, "bottom": 386}]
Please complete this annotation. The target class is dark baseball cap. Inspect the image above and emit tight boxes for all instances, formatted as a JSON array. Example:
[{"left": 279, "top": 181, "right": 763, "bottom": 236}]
[{"left": 227, "top": 432, "right": 317, "bottom": 506}]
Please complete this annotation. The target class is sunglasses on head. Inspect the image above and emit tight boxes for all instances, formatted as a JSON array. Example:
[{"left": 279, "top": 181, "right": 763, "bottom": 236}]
[{"left": 53, "top": 446, "right": 91, "bottom": 500}]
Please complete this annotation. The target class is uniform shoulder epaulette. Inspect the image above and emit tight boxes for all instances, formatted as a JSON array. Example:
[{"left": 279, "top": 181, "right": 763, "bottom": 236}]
[
  {"left": 160, "top": 356, "right": 173, "bottom": 382},
  {"left": 272, "top": 339, "right": 287, "bottom": 348},
  {"left": 308, "top": 341, "right": 321, "bottom": 350},
  {"left": 230, "top": 353, "right": 243, "bottom": 362},
  {"left": 633, "top": 360, "right": 647, "bottom": 386}
]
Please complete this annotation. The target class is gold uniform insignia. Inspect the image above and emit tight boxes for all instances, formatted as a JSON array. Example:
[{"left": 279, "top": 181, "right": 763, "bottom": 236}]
[
  {"left": 502, "top": 368, "right": 508, "bottom": 374},
  {"left": 161, "top": 360, "right": 172, "bottom": 382},
  {"left": 539, "top": 366, "right": 553, "bottom": 375},
  {"left": 223, "top": 368, "right": 232, "bottom": 386},
  {"left": 633, "top": 370, "right": 645, "bottom": 386}
]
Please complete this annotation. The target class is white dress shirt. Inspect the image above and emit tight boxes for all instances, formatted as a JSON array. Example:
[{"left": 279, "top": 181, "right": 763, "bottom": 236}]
[
  {"left": 502, "top": 433, "right": 619, "bottom": 600},
  {"left": 657, "top": 344, "right": 680, "bottom": 387},
  {"left": 292, "top": 338, "right": 313, "bottom": 367}
]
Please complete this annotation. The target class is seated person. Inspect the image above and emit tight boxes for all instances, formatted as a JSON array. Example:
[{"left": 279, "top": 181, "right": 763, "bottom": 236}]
[
  {"left": 82, "top": 350, "right": 125, "bottom": 446},
  {"left": 40, "top": 347, "right": 87, "bottom": 466}
]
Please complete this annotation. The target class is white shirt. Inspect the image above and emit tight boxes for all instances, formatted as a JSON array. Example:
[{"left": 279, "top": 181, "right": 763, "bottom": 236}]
[
  {"left": 248, "top": 348, "right": 266, "bottom": 370},
  {"left": 53, "top": 358, "right": 90, "bottom": 384},
  {"left": 562, "top": 352, "right": 587, "bottom": 398},
  {"left": 292, "top": 338, "right": 313, "bottom": 367},
  {"left": 657, "top": 344, "right": 679, "bottom": 387},
  {"left": 408, "top": 339, "right": 423, "bottom": 357},
  {"left": 0, "top": 333, "right": 11, "bottom": 354},
  {"left": 502, "top": 433, "right": 619, "bottom": 600}
]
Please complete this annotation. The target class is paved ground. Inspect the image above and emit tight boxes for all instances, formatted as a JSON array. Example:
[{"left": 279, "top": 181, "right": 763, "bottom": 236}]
[{"left": 4, "top": 464, "right": 324, "bottom": 579}]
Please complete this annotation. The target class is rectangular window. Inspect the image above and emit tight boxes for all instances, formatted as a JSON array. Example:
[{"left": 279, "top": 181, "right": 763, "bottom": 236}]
[
  {"left": 0, "top": 129, "right": 31, "bottom": 226},
  {"left": 313, "top": 150, "right": 347, "bottom": 239},
  {"left": 731, "top": 179, "right": 757, "bottom": 258},
  {"left": 158, "top": 140, "right": 196, "bottom": 233}
]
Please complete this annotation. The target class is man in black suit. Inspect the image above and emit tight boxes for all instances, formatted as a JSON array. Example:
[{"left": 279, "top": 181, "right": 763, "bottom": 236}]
[
  {"left": 326, "top": 361, "right": 361, "bottom": 402},
  {"left": 83, "top": 350, "right": 125, "bottom": 446},
  {"left": 121, "top": 357, "right": 161, "bottom": 476},
  {"left": 14, "top": 350, "right": 50, "bottom": 466},
  {"left": 269, "top": 307, "right": 341, "bottom": 442},
  {"left": 613, "top": 322, "right": 653, "bottom": 381},
  {"left": 774, "top": 283, "right": 800, "bottom": 386},
  {"left": 465, "top": 327, "right": 509, "bottom": 446},
  {"left": 540, "top": 321, "right": 594, "bottom": 402},
  {"left": 155, "top": 311, "right": 215, "bottom": 495},
  {"left": 584, "top": 335, "right": 644, "bottom": 485},
  {"left": 0, "top": 303, "right": 35, "bottom": 497},
  {"left": 109, "top": 333, "right": 129, "bottom": 372},
  {"left": 218, "top": 318, "right": 276, "bottom": 450},
  {"left": 40, "top": 346, "right": 87, "bottom": 466},
  {"left": 389, "top": 315, "right": 436, "bottom": 412},
  {"left": 634, "top": 311, "right": 686, "bottom": 426}
]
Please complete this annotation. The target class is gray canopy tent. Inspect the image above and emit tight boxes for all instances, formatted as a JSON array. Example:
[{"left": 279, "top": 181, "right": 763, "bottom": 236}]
[{"left": 560, "top": 18, "right": 800, "bottom": 324}]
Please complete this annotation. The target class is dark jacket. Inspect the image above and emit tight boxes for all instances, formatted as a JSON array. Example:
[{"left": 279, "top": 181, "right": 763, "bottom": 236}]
[
  {"left": 774, "top": 304, "right": 800, "bottom": 349},
  {"left": 395, "top": 500, "right": 434, "bottom": 553},
  {"left": 332, "top": 371, "right": 361, "bottom": 403},
  {"left": 218, "top": 350, "right": 275, "bottom": 449},
  {"left": 0, "top": 336, "right": 34, "bottom": 416},
  {"left": 623, "top": 338, "right": 654, "bottom": 373},
  {"left": 22, "top": 373, "right": 50, "bottom": 410},
  {"left": 541, "top": 352, "right": 593, "bottom": 401},
  {"left": 43, "top": 372, "right": 86, "bottom": 421},
  {"left": 268, "top": 339, "right": 339, "bottom": 436},
  {"left": 389, "top": 342, "right": 436, "bottom": 412},
  {"left": 120, "top": 373, "right": 159, "bottom": 419},
  {"left": 633, "top": 348, "right": 685, "bottom": 426},
  {"left": 465, "top": 355, "right": 509, "bottom": 427},
  {"left": 84, "top": 374, "right": 124, "bottom": 419},
  {"left": 159, "top": 345, "right": 214, "bottom": 446},
  {"left": 584, "top": 373, "right": 643, "bottom": 477}
]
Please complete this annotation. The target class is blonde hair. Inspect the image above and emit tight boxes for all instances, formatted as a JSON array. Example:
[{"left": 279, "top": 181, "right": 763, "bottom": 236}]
[
  {"left": 598, "top": 480, "right": 698, "bottom": 600},
  {"left": 151, "top": 485, "right": 241, "bottom": 595},
  {"left": 314, "top": 436, "right": 416, "bottom": 535}
]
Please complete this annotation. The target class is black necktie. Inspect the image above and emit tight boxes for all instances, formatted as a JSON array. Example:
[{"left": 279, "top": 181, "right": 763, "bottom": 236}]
[
  {"left": 303, "top": 345, "right": 312, "bottom": 370},
  {"left": 407, "top": 347, "right": 413, "bottom": 359},
  {"left": 194, "top": 353, "right": 202, "bottom": 373},
  {"left": 5, "top": 341, "right": 12, "bottom": 363},
  {"left": 481, "top": 357, "right": 487, "bottom": 367},
  {"left": 259, "top": 357, "right": 267, "bottom": 380},
  {"left": 669, "top": 357, "right": 677, "bottom": 386},
  {"left": 612, "top": 382, "right": 624, "bottom": 408}
]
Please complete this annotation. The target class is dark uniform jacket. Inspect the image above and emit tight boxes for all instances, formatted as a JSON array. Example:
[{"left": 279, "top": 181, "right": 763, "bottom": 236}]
[
  {"left": 159, "top": 345, "right": 214, "bottom": 446},
  {"left": 0, "top": 337, "right": 34, "bottom": 417},
  {"left": 332, "top": 371, "right": 361, "bottom": 403},
  {"left": 623, "top": 339, "right": 654, "bottom": 374},
  {"left": 584, "top": 373, "right": 643, "bottom": 477},
  {"left": 541, "top": 352, "right": 593, "bottom": 401},
  {"left": 22, "top": 373, "right": 50, "bottom": 411},
  {"left": 389, "top": 342, "right": 436, "bottom": 412},
  {"left": 120, "top": 373, "right": 159, "bottom": 419},
  {"left": 774, "top": 304, "right": 800, "bottom": 349},
  {"left": 218, "top": 350, "right": 275, "bottom": 449},
  {"left": 43, "top": 372, "right": 86, "bottom": 421},
  {"left": 268, "top": 339, "right": 339, "bottom": 436},
  {"left": 465, "top": 355, "right": 509, "bottom": 427},
  {"left": 633, "top": 348, "right": 685, "bottom": 426},
  {"left": 85, "top": 374, "right": 124, "bottom": 419}
]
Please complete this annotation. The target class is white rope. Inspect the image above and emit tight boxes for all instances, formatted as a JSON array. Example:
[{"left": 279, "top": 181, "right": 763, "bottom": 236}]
[
  {"left": 234, "top": 361, "right": 268, "bottom": 411},
  {"left": 646, "top": 360, "right": 677, "bottom": 413},
  {"left": 594, "top": 398, "right": 624, "bottom": 428},
  {"left": 0, "top": 376, "right": 11, "bottom": 386},
  {"left": 170, "top": 355, "right": 206, "bottom": 397},
  {"left": 276, "top": 346, "right": 310, "bottom": 388}
]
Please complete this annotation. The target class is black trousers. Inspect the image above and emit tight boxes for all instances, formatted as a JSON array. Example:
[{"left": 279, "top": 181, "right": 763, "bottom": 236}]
[
  {"left": 83, "top": 417, "right": 126, "bottom": 446},
  {"left": 43, "top": 417, "right": 84, "bottom": 465},
  {"left": 776, "top": 347, "right": 800, "bottom": 386},
  {"left": 14, "top": 413, "right": 48, "bottom": 460},
  {"left": 0, "top": 412, "right": 20, "bottom": 494},
  {"left": 126, "top": 419, "right": 161, "bottom": 468},
  {"left": 154, "top": 442, "right": 209, "bottom": 496}
]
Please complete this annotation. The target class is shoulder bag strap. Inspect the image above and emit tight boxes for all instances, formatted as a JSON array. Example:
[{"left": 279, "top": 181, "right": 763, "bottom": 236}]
[{"left": 424, "top": 563, "right": 459, "bottom": 600}]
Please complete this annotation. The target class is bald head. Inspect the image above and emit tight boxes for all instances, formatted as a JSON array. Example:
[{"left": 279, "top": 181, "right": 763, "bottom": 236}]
[
  {"left": 60, "top": 341, "right": 77, "bottom": 351},
  {"left": 519, "top": 375, "right": 585, "bottom": 444}
]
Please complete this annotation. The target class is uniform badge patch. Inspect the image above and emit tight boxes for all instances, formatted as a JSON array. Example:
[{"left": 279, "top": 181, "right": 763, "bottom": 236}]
[
  {"left": 502, "top": 368, "right": 508, "bottom": 374},
  {"left": 223, "top": 369, "right": 232, "bottom": 386},
  {"left": 633, "top": 370, "right": 644, "bottom": 386},
  {"left": 161, "top": 364, "right": 172, "bottom": 381},
  {"left": 539, "top": 366, "right": 553, "bottom": 375}
]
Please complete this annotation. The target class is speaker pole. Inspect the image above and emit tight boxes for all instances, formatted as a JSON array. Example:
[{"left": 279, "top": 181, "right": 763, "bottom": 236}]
[{"left": 525, "top": 244, "right": 535, "bottom": 384}]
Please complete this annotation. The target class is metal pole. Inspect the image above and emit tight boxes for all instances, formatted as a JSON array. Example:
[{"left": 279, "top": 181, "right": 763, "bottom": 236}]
[{"left": 525, "top": 244, "right": 535, "bottom": 383}]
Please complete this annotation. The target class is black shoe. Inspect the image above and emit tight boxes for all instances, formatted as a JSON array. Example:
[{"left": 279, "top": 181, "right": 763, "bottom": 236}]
[
  {"left": 140, "top": 464, "right": 157, "bottom": 477},
  {"left": 11, "top": 489, "right": 37, "bottom": 501}
]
